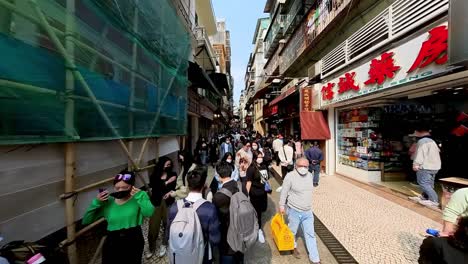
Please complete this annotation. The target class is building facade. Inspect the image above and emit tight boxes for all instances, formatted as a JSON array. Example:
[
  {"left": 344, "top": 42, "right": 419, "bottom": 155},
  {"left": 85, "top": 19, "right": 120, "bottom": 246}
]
[{"left": 244, "top": 0, "right": 468, "bottom": 195}]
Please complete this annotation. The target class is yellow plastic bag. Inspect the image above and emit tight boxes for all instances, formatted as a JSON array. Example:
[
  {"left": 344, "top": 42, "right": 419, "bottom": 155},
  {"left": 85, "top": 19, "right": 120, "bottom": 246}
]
[{"left": 270, "top": 213, "right": 295, "bottom": 251}]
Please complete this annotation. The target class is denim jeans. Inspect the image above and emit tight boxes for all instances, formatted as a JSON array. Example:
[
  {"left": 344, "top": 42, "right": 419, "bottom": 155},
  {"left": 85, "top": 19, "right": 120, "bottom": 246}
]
[
  {"left": 287, "top": 207, "right": 320, "bottom": 262},
  {"left": 220, "top": 253, "right": 244, "bottom": 264},
  {"left": 309, "top": 164, "right": 321, "bottom": 184},
  {"left": 416, "top": 169, "right": 439, "bottom": 203}
]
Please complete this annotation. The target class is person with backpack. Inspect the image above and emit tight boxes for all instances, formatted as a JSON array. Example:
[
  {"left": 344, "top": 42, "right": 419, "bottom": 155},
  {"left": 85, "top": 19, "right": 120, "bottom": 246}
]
[
  {"left": 279, "top": 158, "right": 321, "bottom": 264},
  {"left": 213, "top": 163, "right": 259, "bottom": 264},
  {"left": 245, "top": 150, "right": 270, "bottom": 244},
  {"left": 167, "top": 167, "right": 220, "bottom": 264},
  {"left": 82, "top": 171, "right": 154, "bottom": 264}
]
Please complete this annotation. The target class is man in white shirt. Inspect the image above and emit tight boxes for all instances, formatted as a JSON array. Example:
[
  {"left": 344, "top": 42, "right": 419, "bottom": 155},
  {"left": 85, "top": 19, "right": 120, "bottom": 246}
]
[
  {"left": 278, "top": 138, "right": 294, "bottom": 179},
  {"left": 272, "top": 135, "right": 284, "bottom": 166}
]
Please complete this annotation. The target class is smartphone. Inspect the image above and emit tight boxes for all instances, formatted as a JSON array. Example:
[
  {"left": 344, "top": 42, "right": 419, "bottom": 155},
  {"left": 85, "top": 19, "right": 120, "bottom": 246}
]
[{"left": 98, "top": 188, "right": 106, "bottom": 193}]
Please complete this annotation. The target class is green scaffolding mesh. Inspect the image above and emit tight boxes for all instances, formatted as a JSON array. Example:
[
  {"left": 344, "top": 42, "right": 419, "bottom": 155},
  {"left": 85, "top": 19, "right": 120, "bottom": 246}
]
[{"left": 0, "top": 0, "right": 191, "bottom": 145}]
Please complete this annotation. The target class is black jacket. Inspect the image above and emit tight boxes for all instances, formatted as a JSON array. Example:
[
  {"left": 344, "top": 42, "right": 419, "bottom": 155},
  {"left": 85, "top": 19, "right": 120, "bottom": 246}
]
[
  {"left": 419, "top": 236, "right": 468, "bottom": 264},
  {"left": 212, "top": 180, "right": 240, "bottom": 256}
]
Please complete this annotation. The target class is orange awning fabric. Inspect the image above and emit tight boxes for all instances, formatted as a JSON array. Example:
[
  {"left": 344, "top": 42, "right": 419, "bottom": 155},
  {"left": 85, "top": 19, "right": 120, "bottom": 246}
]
[{"left": 300, "top": 112, "right": 331, "bottom": 140}]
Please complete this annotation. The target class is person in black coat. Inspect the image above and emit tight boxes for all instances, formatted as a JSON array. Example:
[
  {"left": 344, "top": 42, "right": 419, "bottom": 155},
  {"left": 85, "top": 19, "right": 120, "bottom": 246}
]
[
  {"left": 147, "top": 156, "right": 177, "bottom": 258},
  {"left": 419, "top": 216, "right": 468, "bottom": 263},
  {"left": 245, "top": 150, "right": 269, "bottom": 244}
]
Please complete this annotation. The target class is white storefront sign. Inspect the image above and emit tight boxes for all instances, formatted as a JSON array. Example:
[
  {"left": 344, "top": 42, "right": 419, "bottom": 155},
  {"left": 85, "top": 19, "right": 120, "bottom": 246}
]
[{"left": 320, "top": 22, "right": 449, "bottom": 107}]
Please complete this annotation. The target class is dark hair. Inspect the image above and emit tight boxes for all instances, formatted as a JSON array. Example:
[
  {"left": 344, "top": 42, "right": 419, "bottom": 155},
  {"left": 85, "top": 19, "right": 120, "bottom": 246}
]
[
  {"left": 187, "top": 167, "right": 207, "bottom": 191},
  {"left": 414, "top": 122, "right": 431, "bottom": 133},
  {"left": 252, "top": 150, "right": 263, "bottom": 160},
  {"left": 113, "top": 170, "right": 136, "bottom": 186},
  {"left": 221, "top": 152, "right": 233, "bottom": 162},
  {"left": 449, "top": 216, "right": 468, "bottom": 251},
  {"left": 216, "top": 162, "right": 233, "bottom": 179},
  {"left": 153, "top": 156, "right": 173, "bottom": 179}
]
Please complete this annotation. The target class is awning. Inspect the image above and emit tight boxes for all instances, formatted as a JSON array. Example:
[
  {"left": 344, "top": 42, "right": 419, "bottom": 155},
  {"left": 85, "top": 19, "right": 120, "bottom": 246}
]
[
  {"left": 188, "top": 61, "right": 222, "bottom": 96},
  {"left": 209, "top": 73, "right": 229, "bottom": 95},
  {"left": 269, "top": 85, "right": 297, "bottom": 106},
  {"left": 300, "top": 112, "right": 331, "bottom": 140}
]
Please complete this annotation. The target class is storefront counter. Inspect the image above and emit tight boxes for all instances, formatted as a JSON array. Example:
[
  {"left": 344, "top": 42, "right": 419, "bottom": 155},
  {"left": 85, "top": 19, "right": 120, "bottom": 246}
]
[{"left": 337, "top": 163, "right": 382, "bottom": 183}]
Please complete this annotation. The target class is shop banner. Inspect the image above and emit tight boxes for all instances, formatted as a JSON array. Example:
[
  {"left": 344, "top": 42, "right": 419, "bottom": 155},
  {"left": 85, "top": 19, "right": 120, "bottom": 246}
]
[
  {"left": 200, "top": 105, "right": 213, "bottom": 120},
  {"left": 300, "top": 87, "right": 313, "bottom": 112},
  {"left": 320, "top": 22, "right": 449, "bottom": 107}
]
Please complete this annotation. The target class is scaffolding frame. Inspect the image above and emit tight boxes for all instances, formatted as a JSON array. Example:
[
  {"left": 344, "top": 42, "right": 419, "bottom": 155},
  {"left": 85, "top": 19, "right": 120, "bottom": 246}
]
[{"left": 0, "top": 1, "right": 190, "bottom": 263}]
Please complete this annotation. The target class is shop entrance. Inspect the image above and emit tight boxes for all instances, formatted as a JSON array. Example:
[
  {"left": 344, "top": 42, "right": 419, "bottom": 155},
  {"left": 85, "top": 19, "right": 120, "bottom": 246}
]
[{"left": 337, "top": 87, "right": 468, "bottom": 196}]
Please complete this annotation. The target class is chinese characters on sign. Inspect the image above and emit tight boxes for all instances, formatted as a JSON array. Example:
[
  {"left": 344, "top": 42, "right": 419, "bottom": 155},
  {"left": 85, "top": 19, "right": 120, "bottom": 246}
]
[
  {"left": 301, "top": 88, "right": 313, "bottom": 112},
  {"left": 321, "top": 83, "right": 335, "bottom": 101},
  {"left": 337, "top": 72, "right": 360, "bottom": 94},
  {"left": 407, "top": 25, "right": 448, "bottom": 73},
  {"left": 364, "top": 52, "right": 401, "bottom": 85},
  {"left": 319, "top": 24, "right": 449, "bottom": 104}
]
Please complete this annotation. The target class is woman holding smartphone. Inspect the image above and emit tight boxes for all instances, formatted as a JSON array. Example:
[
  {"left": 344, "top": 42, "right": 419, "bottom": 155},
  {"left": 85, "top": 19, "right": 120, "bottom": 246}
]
[{"left": 82, "top": 171, "right": 154, "bottom": 264}]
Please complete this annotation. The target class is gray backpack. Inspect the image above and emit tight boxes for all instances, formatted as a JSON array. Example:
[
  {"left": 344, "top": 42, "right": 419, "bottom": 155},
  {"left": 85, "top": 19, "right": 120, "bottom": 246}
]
[
  {"left": 219, "top": 182, "right": 259, "bottom": 253},
  {"left": 168, "top": 199, "right": 207, "bottom": 264}
]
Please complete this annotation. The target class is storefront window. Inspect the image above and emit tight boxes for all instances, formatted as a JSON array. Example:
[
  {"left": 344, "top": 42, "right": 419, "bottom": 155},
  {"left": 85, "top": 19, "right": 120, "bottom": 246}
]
[{"left": 337, "top": 108, "right": 382, "bottom": 171}]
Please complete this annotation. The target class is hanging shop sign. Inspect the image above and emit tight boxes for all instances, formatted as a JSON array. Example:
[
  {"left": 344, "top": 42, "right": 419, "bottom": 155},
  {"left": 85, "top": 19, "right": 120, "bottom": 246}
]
[
  {"left": 264, "top": 105, "right": 279, "bottom": 118},
  {"left": 200, "top": 104, "right": 214, "bottom": 120},
  {"left": 320, "top": 23, "right": 449, "bottom": 107},
  {"left": 300, "top": 87, "right": 313, "bottom": 112}
]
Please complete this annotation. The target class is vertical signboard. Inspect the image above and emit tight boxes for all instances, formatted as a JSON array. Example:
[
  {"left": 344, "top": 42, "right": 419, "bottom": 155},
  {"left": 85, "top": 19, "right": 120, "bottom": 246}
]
[{"left": 300, "top": 87, "right": 313, "bottom": 112}]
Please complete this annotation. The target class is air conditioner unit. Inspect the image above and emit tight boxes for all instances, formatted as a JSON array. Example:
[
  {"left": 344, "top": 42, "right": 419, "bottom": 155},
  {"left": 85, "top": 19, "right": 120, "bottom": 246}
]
[{"left": 308, "top": 62, "right": 321, "bottom": 79}]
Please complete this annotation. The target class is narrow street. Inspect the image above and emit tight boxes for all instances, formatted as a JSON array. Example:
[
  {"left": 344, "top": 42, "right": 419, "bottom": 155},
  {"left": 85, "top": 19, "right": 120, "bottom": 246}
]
[{"left": 1, "top": 0, "right": 467, "bottom": 264}]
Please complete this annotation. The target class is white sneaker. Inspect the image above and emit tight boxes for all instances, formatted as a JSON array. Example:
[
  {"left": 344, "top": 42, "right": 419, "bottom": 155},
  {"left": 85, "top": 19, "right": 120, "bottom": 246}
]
[
  {"left": 418, "top": 199, "right": 440, "bottom": 208},
  {"left": 158, "top": 245, "right": 167, "bottom": 258},
  {"left": 258, "top": 229, "right": 265, "bottom": 244},
  {"left": 145, "top": 252, "right": 154, "bottom": 259},
  {"left": 409, "top": 195, "right": 425, "bottom": 202},
  {"left": 276, "top": 186, "right": 282, "bottom": 193}
]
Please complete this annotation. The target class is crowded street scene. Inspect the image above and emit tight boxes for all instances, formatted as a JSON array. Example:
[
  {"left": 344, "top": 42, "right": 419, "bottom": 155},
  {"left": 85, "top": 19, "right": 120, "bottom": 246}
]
[{"left": 0, "top": 0, "right": 468, "bottom": 263}]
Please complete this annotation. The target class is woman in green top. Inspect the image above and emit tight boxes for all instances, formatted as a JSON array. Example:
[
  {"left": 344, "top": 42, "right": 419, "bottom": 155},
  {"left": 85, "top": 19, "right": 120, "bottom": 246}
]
[{"left": 83, "top": 171, "right": 154, "bottom": 264}]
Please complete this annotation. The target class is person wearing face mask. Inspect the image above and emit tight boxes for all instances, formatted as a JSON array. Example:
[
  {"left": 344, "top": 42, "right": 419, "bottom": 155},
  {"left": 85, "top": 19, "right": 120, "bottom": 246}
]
[
  {"left": 210, "top": 153, "right": 239, "bottom": 195},
  {"left": 83, "top": 171, "right": 154, "bottom": 264},
  {"left": 279, "top": 158, "right": 321, "bottom": 264},
  {"left": 246, "top": 150, "right": 269, "bottom": 244},
  {"left": 147, "top": 157, "right": 178, "bottom": 258},
  {"left": 219, "top": 137, "right": 234, "bottom": 160},
  {"left": 251, "top": 141, "right": 262, "bottom": 153}
]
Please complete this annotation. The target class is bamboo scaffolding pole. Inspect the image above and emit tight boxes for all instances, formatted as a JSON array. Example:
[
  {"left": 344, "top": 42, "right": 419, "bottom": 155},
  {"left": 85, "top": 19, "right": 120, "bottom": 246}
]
[
  {"left": 88, "top": 236, "right": 106, "bottom": 264},
  {"left": 59, "top": 218, "right": 106, "bottom": 247},
  {"left": 128, "top": 6, "right": 139, "bottom": 169},
  {"left": 64, "top": 0, "right": 78, "bottom": 262}
]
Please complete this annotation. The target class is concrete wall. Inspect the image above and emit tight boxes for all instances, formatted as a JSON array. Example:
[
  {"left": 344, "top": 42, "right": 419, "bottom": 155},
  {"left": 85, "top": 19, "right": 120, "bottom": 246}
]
[{"left": 0, "top": 137, "right": 178, "bottom": 243}]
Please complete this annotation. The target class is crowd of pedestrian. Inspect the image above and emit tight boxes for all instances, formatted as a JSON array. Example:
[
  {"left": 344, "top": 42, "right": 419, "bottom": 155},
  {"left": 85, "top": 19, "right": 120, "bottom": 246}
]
[
  {"left": 81, "top": 130, "right": 324, "bottom": 264},
  {"left": 79, "top": 127, "right": 468, "bottom": 264}
]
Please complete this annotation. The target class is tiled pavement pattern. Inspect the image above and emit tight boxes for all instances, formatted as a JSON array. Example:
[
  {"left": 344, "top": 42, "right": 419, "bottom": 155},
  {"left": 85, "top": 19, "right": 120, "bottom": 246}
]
[{"left": 270, "top": 165, "right": 441, "bottom": 264}]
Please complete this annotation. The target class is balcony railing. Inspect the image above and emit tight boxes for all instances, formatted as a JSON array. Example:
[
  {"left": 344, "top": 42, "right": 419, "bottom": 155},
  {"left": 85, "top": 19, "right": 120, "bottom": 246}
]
[
  {"left": 264, "top": 45, "right": 281, "bottom": 78},
  {"left": 280, "top": 0, "right": 352, "bottom": 74},
  {"left": 280, "top": 22, "right": 306, "bottom": 74},
  {"left": 320, "top": 0, "right": 449, "bottom": 78},
  {"left": 283, "top": 0, "right": 313, "bottom": 35},
  {"left": 264, "top": 4, "right": 285, "bottom": 58},
  {"left": 195, "top": 27, "right": 217, "bottom": 69}
]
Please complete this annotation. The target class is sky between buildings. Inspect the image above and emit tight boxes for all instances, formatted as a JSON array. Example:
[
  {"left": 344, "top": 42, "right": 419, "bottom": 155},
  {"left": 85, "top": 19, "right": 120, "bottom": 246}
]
[{"left": 212, "top": 0, "right": 265, "bottom": 106}]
